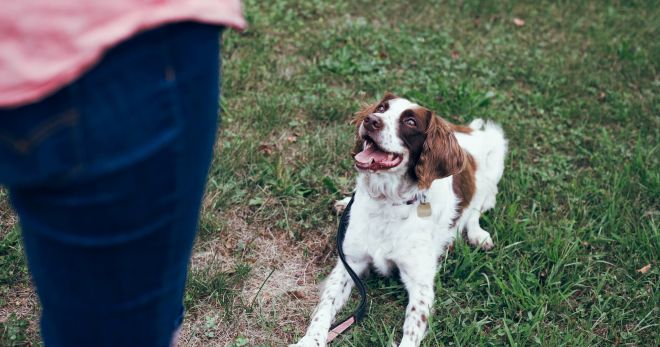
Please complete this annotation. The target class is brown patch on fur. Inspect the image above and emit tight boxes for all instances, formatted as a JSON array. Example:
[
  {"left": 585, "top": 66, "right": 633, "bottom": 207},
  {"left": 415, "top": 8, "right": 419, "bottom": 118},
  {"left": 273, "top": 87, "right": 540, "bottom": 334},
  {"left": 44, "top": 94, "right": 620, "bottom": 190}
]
[
  {"left": 415, "top": 113, "right": 467, "bottom": 189},
  {"left": 451, "top": 153, "right": 477, "bottom": 224},
  {"left": 399, "top": 107, "right": 433, "bottom": 181},
  {"left": 450, "top": 124, "right": 473, "bottom": 134},
  {"left": 421, "top": 314, "right": 428, "bottom": 322},
  {"left": 351, "top": 92, "right": 397, "bottom": 156}
]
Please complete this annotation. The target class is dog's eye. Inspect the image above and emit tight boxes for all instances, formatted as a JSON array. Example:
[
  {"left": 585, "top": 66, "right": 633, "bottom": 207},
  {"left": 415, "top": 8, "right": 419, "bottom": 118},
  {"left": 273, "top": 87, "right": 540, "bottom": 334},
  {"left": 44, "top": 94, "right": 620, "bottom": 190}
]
[
  {"left": 376, "top": 104, "right": 386, "bottom": 113},
  {"left": 404, "top": 118, "right": 417, "bottom": 127}
]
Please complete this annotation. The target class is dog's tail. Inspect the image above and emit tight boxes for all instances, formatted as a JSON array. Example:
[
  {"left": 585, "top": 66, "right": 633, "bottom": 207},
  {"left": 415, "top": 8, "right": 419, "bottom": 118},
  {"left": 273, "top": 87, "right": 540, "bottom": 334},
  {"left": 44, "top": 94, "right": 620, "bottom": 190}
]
[
  {"left": 482, "top": 120, "right": 508, "bottom": 183},
  {"left": 469, "top": 118, "right": 485, "bottom": 130}
]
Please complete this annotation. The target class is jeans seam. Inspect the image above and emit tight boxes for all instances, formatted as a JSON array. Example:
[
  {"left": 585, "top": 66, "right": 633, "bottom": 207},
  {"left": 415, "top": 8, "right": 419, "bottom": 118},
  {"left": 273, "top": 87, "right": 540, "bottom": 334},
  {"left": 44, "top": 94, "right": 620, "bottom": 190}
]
[
  {"left": 161, "top": 24, "right": 188, "bottom": 345},
  {"left": 0, "top": 109, "right": 79, "bottom": 154}
]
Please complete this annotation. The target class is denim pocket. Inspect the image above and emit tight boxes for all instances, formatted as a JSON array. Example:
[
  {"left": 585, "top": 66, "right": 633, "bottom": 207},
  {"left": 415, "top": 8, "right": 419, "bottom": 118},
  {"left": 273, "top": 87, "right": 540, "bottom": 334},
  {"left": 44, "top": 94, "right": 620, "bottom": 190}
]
[
  {"left": 69, "top": 34, "right": 183, "bottom": 178},
  {"left": 0, "top": 100, "right": 83, "bottom": 187}
]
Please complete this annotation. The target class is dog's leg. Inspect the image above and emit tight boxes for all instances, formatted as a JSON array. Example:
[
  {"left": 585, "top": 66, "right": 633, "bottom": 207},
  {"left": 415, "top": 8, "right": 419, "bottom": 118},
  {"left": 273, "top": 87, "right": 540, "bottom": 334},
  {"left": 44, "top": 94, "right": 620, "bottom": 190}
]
[
  {"left": 465, "top": 210, "right": 494, "bottom": 250},
  {"left": 397, "top": 258, "right": 436, "bottom": 347},
  {"left": 290, "top": 259, "right": 368, "bottom": 347}
]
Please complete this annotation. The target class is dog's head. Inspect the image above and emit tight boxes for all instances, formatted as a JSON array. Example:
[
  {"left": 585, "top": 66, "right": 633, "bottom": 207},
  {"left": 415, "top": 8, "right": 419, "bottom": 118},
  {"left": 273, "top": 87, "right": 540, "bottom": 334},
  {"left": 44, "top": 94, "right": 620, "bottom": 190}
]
[{"left": 352, "top": 93, "right": 466, "bottom": 189}]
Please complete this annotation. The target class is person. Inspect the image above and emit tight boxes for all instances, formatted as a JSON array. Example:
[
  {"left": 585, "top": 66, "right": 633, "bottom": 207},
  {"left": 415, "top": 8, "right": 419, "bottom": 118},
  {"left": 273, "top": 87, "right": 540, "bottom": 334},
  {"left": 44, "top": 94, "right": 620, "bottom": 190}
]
[{"left": 0, "top": 1, "right": 245, "bottom": 346}]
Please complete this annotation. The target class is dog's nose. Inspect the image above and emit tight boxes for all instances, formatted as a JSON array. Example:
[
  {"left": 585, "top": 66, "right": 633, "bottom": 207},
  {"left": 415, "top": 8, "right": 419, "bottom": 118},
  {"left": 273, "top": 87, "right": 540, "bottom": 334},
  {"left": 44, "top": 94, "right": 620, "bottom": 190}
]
[{"left": 364, "top": 115, "right": 383, "bottom": 132}]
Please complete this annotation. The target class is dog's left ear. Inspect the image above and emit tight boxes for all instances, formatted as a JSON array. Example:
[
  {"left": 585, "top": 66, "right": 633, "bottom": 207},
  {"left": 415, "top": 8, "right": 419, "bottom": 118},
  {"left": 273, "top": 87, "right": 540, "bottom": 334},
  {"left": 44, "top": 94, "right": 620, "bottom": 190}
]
[{"left": 415, "top": 113, "right": 466, "bottom": 189}]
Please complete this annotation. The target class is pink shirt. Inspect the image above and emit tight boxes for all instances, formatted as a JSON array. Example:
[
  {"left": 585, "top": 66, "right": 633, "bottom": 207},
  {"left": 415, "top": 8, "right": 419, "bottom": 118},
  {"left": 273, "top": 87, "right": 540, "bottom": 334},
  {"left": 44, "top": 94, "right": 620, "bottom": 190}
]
[{"left": 0, "top": 0, "right": 246, "bottom": 108}]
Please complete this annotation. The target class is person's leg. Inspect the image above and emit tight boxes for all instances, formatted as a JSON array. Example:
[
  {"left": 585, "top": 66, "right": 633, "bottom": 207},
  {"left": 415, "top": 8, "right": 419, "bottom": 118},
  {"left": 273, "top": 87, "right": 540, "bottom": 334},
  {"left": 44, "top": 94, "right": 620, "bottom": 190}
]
[{"left": 0, "top": 22, "right": 222, "bottom": 346}]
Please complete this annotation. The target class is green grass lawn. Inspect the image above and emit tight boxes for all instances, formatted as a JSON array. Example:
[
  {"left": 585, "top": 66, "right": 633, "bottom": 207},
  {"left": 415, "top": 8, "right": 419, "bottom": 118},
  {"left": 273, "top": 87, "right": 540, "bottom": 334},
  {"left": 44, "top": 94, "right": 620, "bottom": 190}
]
[{"left": 1, "top": 0, "right": 659, "bottom": 346}]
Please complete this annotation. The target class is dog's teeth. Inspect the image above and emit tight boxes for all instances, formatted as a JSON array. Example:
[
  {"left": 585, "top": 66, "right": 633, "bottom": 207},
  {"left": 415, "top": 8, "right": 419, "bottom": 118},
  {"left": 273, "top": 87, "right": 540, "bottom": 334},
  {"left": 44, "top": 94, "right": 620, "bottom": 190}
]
[{"left": 388, "top": 153, "right": 394, "bottom": 161}]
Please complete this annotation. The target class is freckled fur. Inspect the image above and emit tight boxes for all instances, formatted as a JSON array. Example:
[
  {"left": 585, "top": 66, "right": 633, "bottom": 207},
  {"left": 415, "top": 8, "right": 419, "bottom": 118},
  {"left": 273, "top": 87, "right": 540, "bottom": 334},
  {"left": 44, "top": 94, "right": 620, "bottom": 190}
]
[{"left": 291, "top": 94, "right": 507, "bottom": 347}]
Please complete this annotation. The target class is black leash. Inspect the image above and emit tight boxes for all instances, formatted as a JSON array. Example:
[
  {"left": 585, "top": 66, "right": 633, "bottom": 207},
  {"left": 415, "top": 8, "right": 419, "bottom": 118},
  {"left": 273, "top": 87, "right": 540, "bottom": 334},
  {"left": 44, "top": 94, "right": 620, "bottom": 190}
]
[{"left": 326, "top": 194, "right": 368, "bottom": 343}]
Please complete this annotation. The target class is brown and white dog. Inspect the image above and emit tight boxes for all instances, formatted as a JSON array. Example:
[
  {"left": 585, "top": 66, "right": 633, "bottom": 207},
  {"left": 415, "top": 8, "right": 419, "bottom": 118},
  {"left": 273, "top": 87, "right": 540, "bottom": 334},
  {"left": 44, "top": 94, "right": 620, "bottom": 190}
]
[{"left": 291, "top": 93, "right": 507, "bottom": 347}]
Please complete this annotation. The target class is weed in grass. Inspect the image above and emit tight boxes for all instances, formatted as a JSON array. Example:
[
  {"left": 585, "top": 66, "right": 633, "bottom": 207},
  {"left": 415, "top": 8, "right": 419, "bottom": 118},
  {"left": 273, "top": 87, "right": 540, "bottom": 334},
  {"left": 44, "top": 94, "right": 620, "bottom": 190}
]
[
  {"left": 0, "top": 226, "right": 28, "bottom": 286},
  {"left": 0, "top": 313, "right": 29, "bottom": 347},
  {"left": 185, "top": 263, "right": 252, "bottom": 319}
]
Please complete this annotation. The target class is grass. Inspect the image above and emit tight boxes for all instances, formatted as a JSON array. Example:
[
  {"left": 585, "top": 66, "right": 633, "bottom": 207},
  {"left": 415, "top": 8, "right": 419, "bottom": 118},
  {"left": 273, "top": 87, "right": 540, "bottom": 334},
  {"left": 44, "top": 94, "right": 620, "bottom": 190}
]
[{"left": 1, "top": 0, "right": 658, "bottom": 345}]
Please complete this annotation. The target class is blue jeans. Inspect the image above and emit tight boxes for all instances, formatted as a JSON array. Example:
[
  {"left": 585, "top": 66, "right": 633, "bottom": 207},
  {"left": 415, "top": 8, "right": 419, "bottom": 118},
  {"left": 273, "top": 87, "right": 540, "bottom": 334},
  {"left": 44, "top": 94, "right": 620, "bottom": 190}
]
[{"left": 0, "top": 22, "right": 222, "bottom": 346}]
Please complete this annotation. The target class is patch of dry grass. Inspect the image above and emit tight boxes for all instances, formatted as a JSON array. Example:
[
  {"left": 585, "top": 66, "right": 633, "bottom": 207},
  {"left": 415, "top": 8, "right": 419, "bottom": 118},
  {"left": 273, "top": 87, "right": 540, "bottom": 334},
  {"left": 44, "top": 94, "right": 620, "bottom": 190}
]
[{"left": 179, "top": 204, "right": 338, "bottom": 346}]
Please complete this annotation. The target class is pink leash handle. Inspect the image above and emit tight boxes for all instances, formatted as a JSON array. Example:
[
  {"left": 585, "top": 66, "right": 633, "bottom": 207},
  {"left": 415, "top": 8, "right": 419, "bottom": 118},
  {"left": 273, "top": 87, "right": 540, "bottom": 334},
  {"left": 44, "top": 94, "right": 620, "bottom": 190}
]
[{"left": 326, "top": 316, "right": 356, "bottom": 343}]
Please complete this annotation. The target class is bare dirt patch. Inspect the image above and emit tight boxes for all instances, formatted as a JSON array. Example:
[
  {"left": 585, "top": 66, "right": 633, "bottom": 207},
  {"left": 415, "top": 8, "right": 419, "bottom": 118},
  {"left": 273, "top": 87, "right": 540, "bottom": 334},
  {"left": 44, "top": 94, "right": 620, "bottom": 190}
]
[{"left": 179, "top": 205, "right": 337, "bottom": 346}]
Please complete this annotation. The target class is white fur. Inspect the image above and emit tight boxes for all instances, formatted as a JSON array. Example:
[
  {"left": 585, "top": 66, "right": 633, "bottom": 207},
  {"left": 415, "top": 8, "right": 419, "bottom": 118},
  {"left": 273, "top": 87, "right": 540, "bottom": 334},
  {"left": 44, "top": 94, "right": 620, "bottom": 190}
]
[
  {"left": 291, "top": 98, "right": 507, "bottom": 347},
  {"left": 358, "top": 98, "right": 413, "bottom": 156},
  {"left": 453, "top": 120, "right": 507, "bottom": 249}
]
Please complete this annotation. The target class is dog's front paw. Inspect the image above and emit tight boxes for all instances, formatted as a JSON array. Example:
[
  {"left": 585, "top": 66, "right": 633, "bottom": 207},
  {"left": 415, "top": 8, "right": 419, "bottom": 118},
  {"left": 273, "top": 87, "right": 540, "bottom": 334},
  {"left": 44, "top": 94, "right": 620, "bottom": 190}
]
[
  {"left": 467, "top": 228, "right": 494, "bottom": 250},
  {"left": 398, "top": 339, "right": 418, "bottom": 347},
  {"left": 289, "top": 335, "right": 325, "bottom": 347}
]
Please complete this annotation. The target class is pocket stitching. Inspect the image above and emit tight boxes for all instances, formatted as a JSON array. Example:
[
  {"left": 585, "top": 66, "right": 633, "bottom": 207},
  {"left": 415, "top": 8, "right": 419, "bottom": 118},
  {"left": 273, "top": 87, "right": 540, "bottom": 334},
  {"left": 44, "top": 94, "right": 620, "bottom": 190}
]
[{"left": 0, "top": 109, "right": 79, "bottom": 154}]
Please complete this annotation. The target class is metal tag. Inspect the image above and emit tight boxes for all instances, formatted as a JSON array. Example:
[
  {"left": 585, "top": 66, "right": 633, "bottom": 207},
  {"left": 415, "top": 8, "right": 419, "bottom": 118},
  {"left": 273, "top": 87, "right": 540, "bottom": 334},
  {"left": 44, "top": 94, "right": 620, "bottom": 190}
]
[{"left": 417, "top": 202, "right": 432, "bottom": 217}]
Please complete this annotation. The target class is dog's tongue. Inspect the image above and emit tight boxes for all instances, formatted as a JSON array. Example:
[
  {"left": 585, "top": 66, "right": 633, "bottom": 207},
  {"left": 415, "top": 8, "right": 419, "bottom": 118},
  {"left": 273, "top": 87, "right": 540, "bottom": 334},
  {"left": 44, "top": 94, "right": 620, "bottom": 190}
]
[{"left": 354, "top": 145, "right": 389, "bottom": 165}]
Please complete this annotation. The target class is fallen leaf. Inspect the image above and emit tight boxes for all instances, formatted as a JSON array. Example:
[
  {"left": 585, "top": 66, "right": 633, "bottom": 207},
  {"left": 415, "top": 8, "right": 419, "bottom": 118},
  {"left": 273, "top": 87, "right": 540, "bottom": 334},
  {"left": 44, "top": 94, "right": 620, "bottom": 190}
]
[
  {"left": 258, "top": 143, "right": 274, "bottom": 155},
  {"left": 287, "top": 290, "right": 306, "bottom": 300},
  {"left": 513, "top": 17, "right": 525, "bottom": 27},
  {"left": 287, "top": 135, "right": 298, "bottom": 143},
  {"left": 637, "top": 264, "right": 651, "bottom": 274},
  {"left": 643, "top": 210, "right": 657, "bottom": 217}
]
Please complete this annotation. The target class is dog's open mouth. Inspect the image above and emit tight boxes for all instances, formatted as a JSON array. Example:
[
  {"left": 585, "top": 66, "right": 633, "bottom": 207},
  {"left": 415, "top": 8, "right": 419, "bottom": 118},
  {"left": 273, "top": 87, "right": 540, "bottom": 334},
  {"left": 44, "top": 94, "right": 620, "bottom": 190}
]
[{"left": 354, "top": 138, "right": 403, "bottom": 171}]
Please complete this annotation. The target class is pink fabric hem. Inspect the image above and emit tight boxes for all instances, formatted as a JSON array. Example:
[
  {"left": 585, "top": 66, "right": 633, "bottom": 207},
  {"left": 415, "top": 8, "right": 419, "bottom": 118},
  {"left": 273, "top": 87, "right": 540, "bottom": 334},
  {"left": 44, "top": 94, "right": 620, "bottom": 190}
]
[{"left": 0, "top": 3, "right": 246, "bottom": 108}]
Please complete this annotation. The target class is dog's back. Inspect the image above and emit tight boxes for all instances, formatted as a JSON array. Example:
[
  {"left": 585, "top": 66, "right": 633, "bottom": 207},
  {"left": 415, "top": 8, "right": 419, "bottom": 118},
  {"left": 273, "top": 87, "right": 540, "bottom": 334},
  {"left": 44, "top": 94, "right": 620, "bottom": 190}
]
[{"left": 452, "top": 119, "right": 508, "bottom": 247}]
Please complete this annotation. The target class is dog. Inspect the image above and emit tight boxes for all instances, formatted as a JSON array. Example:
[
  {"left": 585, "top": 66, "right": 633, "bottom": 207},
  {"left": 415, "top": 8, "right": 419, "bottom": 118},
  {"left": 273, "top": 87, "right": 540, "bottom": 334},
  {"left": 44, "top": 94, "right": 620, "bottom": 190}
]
[{"left": 291, "top": 93, "right": 507, "bottom": 347}]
